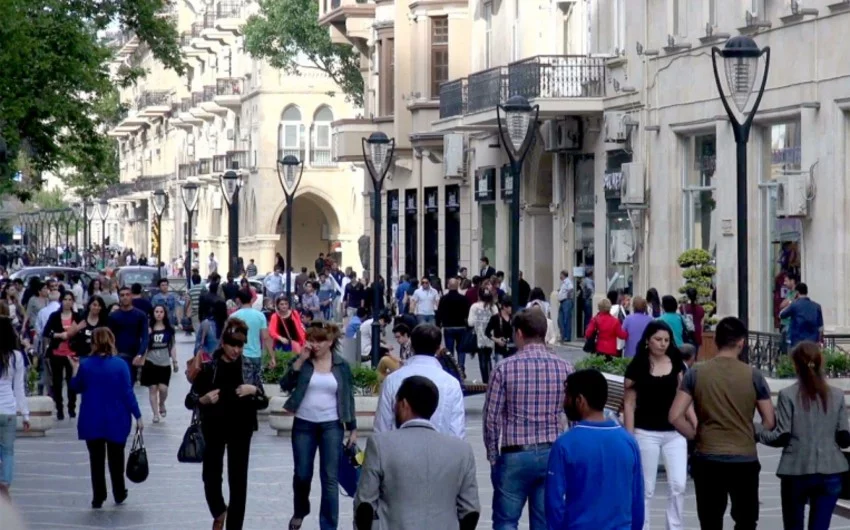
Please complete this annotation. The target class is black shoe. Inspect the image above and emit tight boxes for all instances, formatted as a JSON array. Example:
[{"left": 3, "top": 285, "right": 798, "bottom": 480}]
[
  {"left": 91, "top": 499, "right": 104, "bottom": 509},
  {"left": 57, "top": 410, "right": 65, "bottom": 421},
  {"left": 114, "top": 489, "right": 128, "bottom": 505},
  {"left": 69, "top": 409, "right": 76, "bottom": 419}
]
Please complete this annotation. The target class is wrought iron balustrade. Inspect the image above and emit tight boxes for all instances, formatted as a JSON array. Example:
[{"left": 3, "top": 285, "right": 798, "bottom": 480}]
[
  {"left": 198, "top": 158, "right": 212, "bottom": 175},
  {"left": 467, "top": 66, "right": 506, "bottom": 114},
  {"left": 226, "top": 150, "right": 248, "bottom": 170},
  {"left": 216, "top": 78, "right": 243, "bottom": 96},
  {"left": 508, "top": 55, "right": 606, "bottom": 100},
  {"left": 213, "top": 155, "right": 227, "bottom": 173},
  {"left": 439, "top": 78, "right": 467, "bottom": 119},
  {"left": 203, "top": 86, "right": 216, "bottom": 102},
  {"left": 180, "top": 98, "right": 191, "bottom": 112},
  {"left": 192, "top": 92, "right": 204, "bottom": 107},
  {"left": 216, "top": 1, "right": 243, "bottom": 18}
]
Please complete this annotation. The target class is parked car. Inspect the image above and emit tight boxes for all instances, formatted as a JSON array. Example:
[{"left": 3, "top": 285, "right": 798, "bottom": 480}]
[
  {"left": 10, "top": 267, "right": 95, "bottom": 287},
  {"left": 114, "top": 266, "right": 188, "bottom": 298}
]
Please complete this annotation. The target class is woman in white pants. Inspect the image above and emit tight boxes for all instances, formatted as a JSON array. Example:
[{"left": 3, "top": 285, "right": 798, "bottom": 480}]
[{"left": 624, "top": 320, "right": 697, "bottom": 530}]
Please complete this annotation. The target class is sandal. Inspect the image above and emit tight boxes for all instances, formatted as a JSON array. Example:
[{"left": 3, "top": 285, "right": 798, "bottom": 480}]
[
  {"left": 288, "top": 517, "right": 303, "bottom": 530},
  {"left": 212, "top": 511, "right": 227, "bottom": 530}
]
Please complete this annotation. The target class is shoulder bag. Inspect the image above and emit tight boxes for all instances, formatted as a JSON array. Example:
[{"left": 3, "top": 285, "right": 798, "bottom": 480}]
[
  {"left": 126, "top": 429, "right": 149, "bottom": 483},
  {"left": 583, "top": 317, "right": 599, "bottom": 353},
  {"left": 177, "top": 408, "right": 205, "bottom": 463},
  {"left": 679, "top": 314, "right": 696, "bottom": 345}
]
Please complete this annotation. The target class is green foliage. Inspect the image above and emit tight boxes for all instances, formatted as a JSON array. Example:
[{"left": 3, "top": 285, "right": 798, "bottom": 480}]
[
  {"left": 244, "top": 0, "right": 364, "bottom": 107},
  {"left": 575, "top": 355, "right": 632, "bottom": 376},
  {"left": 351, "top": 365, "right": 379, "bottom": 395},
  {"left": 677, "top": 248, "right": 716, "bottom": 328},
  {"left": 677, "top": 248, "right": 713, "bottom": 268},
  {"left": 261, "top": 350, "right": 296, "bottom": 384},
  {"left": 775, "top": 348, "right": 850, "bottom": 379},
  {"left": 0, "top": 0, "right": 181, "bottom": 197},
  {"left": 26, "top": 365, "right": 39, "bottom": 396},
  {"left": 775, "top": 355, "right": 795, "bottom": 379},
  {"left": 30, "top": 189, "right": 68, "bottom": 210}
]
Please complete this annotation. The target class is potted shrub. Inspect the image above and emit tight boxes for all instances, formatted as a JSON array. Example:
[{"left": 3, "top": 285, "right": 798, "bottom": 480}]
[
  {"left": 17, "top": 365, "right": 55, "bottom": 437},
  {"left": 256, "top": 350, "right": 295, "bottom": 421},
  {"left": 678, "top": 248, "right": 718, "bottom": 358}
]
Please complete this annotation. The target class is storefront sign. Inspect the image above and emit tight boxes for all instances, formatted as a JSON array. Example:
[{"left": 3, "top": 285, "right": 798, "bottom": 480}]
[
  {"left": 446, "top": 185, "right": 460, "bottom": 212},
  {"left": 500, "top": 164, "right": 514, "bottom": 201},
  {"left": 405, "top": 190, "right": 417, "bottom": 215},
  {"left": 389, "top": 192, "right": 399, "bottom": 214},
  {"left": 475, "top": 168, "right": 496, "bottom": 202},
  {"left": 425, "top": 188, "right": 439, "bottom": 213}
]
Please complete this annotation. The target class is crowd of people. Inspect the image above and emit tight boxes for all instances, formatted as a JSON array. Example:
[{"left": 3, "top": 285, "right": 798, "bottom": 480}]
[{"left": 0, "top": 251, "right": 847, "bottom": 530}]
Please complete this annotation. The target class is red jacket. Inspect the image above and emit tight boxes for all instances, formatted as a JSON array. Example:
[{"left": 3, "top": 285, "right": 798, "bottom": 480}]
[
  {"left": 269, "top": 311, "right": 306, "bottom": 352},
  {"left": 585, "top": 313, "right": 628, "bottom": 356}
]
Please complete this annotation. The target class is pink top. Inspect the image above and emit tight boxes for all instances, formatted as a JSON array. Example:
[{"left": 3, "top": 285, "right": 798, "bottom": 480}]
[{"left": 53, "top": 317, "right": 75, "bottom": 357}]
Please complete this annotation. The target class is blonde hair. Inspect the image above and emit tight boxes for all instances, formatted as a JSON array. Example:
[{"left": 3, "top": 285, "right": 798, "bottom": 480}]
[
  {"left": 92, "top": 328, "right": 117, "bottom": 356},
  {"left": 598, "top": 298, "right": 612, "bottom": 313},
  {"left": 305, "top": 322, "right": 342, "bottom": 349}
]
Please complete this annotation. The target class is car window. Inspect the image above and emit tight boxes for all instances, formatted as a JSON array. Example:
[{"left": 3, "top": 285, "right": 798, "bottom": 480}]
[{"left": 121, "top": 270, "right": 158, "bottom": 286}]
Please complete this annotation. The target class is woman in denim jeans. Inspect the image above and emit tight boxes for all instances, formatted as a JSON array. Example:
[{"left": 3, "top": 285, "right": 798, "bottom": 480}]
[
  {"left": 281, "top": 322, "right": 357, "bottom": 530},
  {"left": 0, "top": 318, "right": 30, "bottom": 500},
  {"left": 757, "top": 341, "right": 850, "bottom": 530}
]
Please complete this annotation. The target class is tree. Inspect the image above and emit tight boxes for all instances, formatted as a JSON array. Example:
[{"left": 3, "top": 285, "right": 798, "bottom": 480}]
[
  {"left": 0, "top": 0, "right": 184, "bottom": 198},
  {"left": 243, "top": 0, "right": 364, "bottom": 107}
]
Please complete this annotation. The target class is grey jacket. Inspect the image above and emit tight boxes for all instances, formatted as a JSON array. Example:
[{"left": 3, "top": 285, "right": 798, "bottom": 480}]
[
  {"left": 354, "top": 419, "right": 480, "bottom": 530},
  {"left": 757, "top": 383, "right": 850, "bottom": 476},
  {"left": 281, "top": 353, "right": 357, "bottom": 430}
]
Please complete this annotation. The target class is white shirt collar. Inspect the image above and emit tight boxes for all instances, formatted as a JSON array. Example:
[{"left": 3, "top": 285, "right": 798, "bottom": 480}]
[
  {"left": 404, "top": 355, "right": 441, "bottom": 367},
  {"left": 400, "top": 418, "right": 436, "bottom": 430}
]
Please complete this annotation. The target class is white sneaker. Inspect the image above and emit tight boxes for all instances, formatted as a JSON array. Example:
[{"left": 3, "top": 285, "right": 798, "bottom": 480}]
[{"left": 153, "top": 415, "right": 160, "bottom": 424}]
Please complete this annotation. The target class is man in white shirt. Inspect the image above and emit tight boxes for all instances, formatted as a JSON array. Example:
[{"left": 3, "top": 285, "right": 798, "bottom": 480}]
[
  {"left": 359, "top": 313, "right": 393, "bottom": 360},
  {"left": 557, "top": 270, "right": 574, "bottom": 343},
  {"left": 374, "top": 324, "right": 465, "bottom": 438},
  {"left": 36, "top": 290, "right": 61, "bottom": 395},
  {"left": 208, "top": 252, "right": 218, "bottom": 276},
  {"left": 411, "top": 276, "right": 440, "bottom": 325}
]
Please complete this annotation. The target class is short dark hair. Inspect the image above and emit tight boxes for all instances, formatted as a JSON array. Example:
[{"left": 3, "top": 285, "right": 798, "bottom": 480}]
[
  {"left": 661, "top": 295, "right": 678, "bottom": 313},
  {"left": 566, "top": 369, "right": 608, "bottom": 412},
  {"left": 714, "top": 316, "right": 748, "bottom": 349},
  {"left": 392, "top": 323, "right": 411, "bottom": 336},
  {"left": 797, "top": 282, "right": 809, "bottom": 296},
  {"left": 410, "top": 324, "right": 442, "bottom": 356},
  {"left": 396, "top": 375, "right": 439, "bottom": 420},
  {"left": 301, "top": 267, "right": 307, "bottom": 273},
  {"left": 118, "top": 286, "right": 132, "bottom": 294},
  {"left": 513, "top": 309, "right": 547, "bottom": 341},
  {"left": 237, "top": 290, "right": 252, "bottom": 305},
  {"left": 480, "top": 256, "right": 489, "bottom": 265},
  {"left": 158, "top": 278, "right": 169, "bottom": 286},
  {"left": 130, "top": 283, "right": 143, "bottom": 295},
  {"left": 607, "top": 290, "right": 619, "bottom": 304}
]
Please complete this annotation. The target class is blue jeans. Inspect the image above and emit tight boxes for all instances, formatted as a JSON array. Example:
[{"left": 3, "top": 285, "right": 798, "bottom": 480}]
[
  {"left": 558, "top": 299, "right": 574, "bottom": 342},
  {"left": 417, "top": 314, "right": 435, "bottom": 325},
  {"left": 781, "top": 474, "right": 843, "bottom": 530},
  {"left": 0, "top": 415, "right": 16, "bottom": 485},
  {"left": 491, "top": 448, "right": 549, "bottom": 530},
  {"left": 292, "top": 418, "right": 344, "bottom": 530},
  {"left": 443, "top": 328, "right": 466, "bottom": 369}
]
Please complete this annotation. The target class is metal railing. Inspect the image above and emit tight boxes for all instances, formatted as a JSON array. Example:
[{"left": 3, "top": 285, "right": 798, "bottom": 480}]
[
  {"left": 467, "top": 66, "right": 507, "bottom": 114},
  {"left": 137, "top": 90, "right": 171, "bottom": 109},
  {"left": 203, "top": 11, "right": 216, "bottom": 29},
  {"left": 213, "top": 155, "right": 227, "bottom": 173},
  {"left": 203, "top": 85, "right": 216, "bottom": 102},
  {"left": 191, "top": 23, "right": 204, "bottom": 38},
  {"left": 216, "top": 1, "right": 243, "bottom": 18},
  {"left": 197, "top": 158, "right": 212, "bottom": 175},
  {"left": 179, "top": 33, "right": 193, "bottom": 47},
  {"left": 178, "top": 163, "right": 198, "bottom": 178},
  {"left": 508, "top": 55, "right": 606, "bottom": 99},
  {"left": 102, "top": 174, "right": 173, "bottom": 200},
  {"left": 226, "top": 150, "right": 248, "bottom": 170},
  {"left": 278, "top": 148, "right": 305, "bottom": 164},
  {"left": 216, "top": 77, "right": 243, "bottom": 96},
  {"left": 311, "top": 149, "right": 334, "bottom": 167},
  {"left": 746, "top": 331, "right": 784, "bottom": 376},
  {"left": 439, "top": 78, "right": 467, "bottom": 118},
  {"left": 825, "top": 335, "right": 850, "bottom": 354}
]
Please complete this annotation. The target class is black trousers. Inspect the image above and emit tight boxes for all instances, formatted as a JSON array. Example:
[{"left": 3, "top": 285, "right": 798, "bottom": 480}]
[
  {"left": 85, "top": 439, "right": 126, "bottom": 502},
  {"left": 202, "top": 425, "right": 253, "bottom": 530},
  {"left": 692, "top": 458, "right": 761, "bottom": 530},
  {"left": 478, "top": 347, "right": 493, "bottom": 384},
  {"left": 50, "top": 355, "right": 76, "bottom": 412}
]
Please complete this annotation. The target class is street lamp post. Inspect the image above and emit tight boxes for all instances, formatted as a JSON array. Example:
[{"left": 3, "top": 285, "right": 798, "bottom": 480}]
[
  {"left": 711, "top": 36, "right": 771, "bottom": 329},
  {"left": 220, "top": 170, "right": 242, "bottom": 277},
  {"left": 97, "top": 200, "right": 110, "bottom": 268},
  {"left": 86, "top": 201, "right": 95, "bottom": 268},
  {"left": 181, "top": 182, "right": 200, "bottom": 282},
  {"left": 362, "top": 132, "right": 395, "bottom": 368},
  {"left": 496, "top": 95, "right": 539, "bottom": 311},
  {"left": 151, "top": 190, "right": 168, "bottom": 266},
  {"left": 277, "top": 155, "right": 304, "bottom": 299},
  {"left": 71, "top": 203, "right": 83, "bottom": 265}
]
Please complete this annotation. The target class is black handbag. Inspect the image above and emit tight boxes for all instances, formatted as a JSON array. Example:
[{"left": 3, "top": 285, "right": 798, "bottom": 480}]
[
  {"left": 582, "top": 317, "right": 598, "bottom": 353},
  {"left": 459, "top": 328, "right": 478, "bottom": 353},
  {"left": 126, "top": 430, "right": 149, "bottom": 483},
  {"left": 177, "top": 409, "right": 205, "bottom": 463}
]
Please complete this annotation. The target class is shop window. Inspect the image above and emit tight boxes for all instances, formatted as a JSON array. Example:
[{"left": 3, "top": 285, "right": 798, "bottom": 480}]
[
  {"left": 387, "top": 190, "right": 399, "bottom": 286},
  {"left": 682, "top": 134, "right": 717, "bottom": 253},
  {"left": 405, "top": 190, "right": 418, "bottom": 277},
  {"left": 445, "top": 185, "right": 461, "bottom": 280},
  {"left": 424, "top": 187, "right": 439, "bottom": 278}
]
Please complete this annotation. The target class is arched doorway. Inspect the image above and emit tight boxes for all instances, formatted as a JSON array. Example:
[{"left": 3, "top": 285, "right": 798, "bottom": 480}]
[{"left": 273, "top": 190, "right": 342, "bottom": 271}]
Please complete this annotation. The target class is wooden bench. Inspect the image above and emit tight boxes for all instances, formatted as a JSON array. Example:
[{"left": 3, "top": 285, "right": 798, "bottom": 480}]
[
  {"left": 463, "top": 382, "right": 488, "bottom": 396},
  {"left": 602, "top": 373, "right": 626, "bottom": 415}
]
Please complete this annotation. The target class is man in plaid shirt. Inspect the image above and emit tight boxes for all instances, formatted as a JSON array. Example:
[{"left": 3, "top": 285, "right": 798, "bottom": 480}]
[{"left": 483, "top": 307, "right": 573, "bottom": 530}]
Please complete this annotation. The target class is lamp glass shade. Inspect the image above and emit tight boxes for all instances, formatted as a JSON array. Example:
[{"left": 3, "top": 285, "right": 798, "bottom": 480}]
[
  {"left": 501, "top": 95, "right": 534, "bottom": 154},
  {"left": 365, "top": 132, "right": 392, "bottom": 178},
  {"left": 152, "top": 190, "right": 167, "bottom": 216},
  {"left": 97, "top": 201, "right": 110, "bottom": 221},
  {"left": 182, "top": 182, "right": 200, "bottom": 212},
  {"left": 86, "top": 202, "right": 96, "bottom": 221},
  {"left": 220, "top": 171, "right": 240, "bottom": 205},
  {"left": 724, "top": 56, "right": 759, "bottom": 113},
  {"left": 277, "top": 155, "right": 301, "bottom": 196}
]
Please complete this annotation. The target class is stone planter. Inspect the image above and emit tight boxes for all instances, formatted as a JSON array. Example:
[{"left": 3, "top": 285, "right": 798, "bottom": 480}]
[
  {"left": 17, "top": 396, "right": 55, "bottom": 437},
  {"left": 269, "top": 394, "right": 379, "bottom": 435},
  {"left": 258, "top": 384, "right": 282, "bottom": 422},
  {"left": 700, "top": 330, "right": 717, "bottom": 361}
]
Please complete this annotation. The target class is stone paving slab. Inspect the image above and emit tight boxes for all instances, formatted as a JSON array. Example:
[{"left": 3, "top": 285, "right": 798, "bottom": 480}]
[{"left": 9, "top": 335, "right": 846, "bottom": 529}]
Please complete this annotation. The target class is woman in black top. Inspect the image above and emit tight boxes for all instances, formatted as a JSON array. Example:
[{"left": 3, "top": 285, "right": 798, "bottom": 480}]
[
  {"left": 623, "top": 321, "right": 696, "bottom": 530},
  {"left": 485, "top": 296, "right": 515, "bottom": 361},
  {"left": 43, "top": 292, "right": 84, "bottom": 419},
  {"left": 185, "top": 317, "right": 268, "bottom": 530},
  {"left": 69, "top": 296, "right": 109, "bottom": 357}
]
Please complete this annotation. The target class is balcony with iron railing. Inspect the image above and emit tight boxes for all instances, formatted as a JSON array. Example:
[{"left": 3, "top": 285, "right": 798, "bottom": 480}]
[
  {"left": 190, "top": 23, "right": 204, "bottom": 38},
  {"left": 213, "top": 155, "right": 227, "bottom": 173},
  {"left": 278, "top": 148, "right": 306, "bottom": 165},
  {"left": 214, "top": 78, "right": 243, "bottom": 109},
  {"left": 310, "top": 148, "right": 334, "bottom": 167},
  {"left": 178, "top": 162, "right": 198, "bottom": 179},
  {"left": 226, "top": 150, "right": 248, "bottom": 170},
  {"left": 203, "top": 85, "right": 216, "bottom": 102},
  {"left": 191, "top": 92, "right": 204, "bottom": 108},
  {"left": 197, "top": 158, "right": 212, "bottom": 175},
  {"left": 438, "top": 55, "right": 607, "bottom": 121},
  {"left": 136, "top": 90, "right": 171, "bottom": 115},
  {"left": 180, "top": 98, "right": 192, "bottom": 113},
  {"left": 217, "top": 1, "right": 243, "bottom": 18}
]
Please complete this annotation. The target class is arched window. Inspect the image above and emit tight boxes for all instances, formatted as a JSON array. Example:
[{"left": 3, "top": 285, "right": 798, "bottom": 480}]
[
  {"left": 311, "top": 106, "right": 334, "bottom": 167},
  {"left": 278, "top": 106, "right": 305, "bottom": 164}
]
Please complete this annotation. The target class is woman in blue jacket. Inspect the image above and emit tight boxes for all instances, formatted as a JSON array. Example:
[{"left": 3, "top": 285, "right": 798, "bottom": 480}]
[{"left": 70, "top": 327, "right": 143, "bottom": 509}]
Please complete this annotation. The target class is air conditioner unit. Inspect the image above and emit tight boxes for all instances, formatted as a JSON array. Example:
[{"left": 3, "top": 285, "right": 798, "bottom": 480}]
[
  {"left": 775, "top": 173, "right": 809, "bottom": 217},
  {"left": 621, "top": 162, "right": 646, "bottom": 204},
  {"left": 443, "top": 133, "right": 465, "bottom": 178},
  {"left": 545, "top": 118, "right": 582, "bottom": 151},
  {"left": 605, "top": 112, "right": 628, "bottom": 143}
]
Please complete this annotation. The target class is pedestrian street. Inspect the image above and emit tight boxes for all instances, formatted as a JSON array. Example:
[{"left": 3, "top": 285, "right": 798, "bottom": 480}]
[{"left": 10, "top": 334, "right": 816, "bottom": 530}]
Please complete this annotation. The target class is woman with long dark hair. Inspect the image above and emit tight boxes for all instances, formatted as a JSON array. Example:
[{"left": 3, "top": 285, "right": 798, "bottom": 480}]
[
  {"left": 646, "top": 288, "right": 662, "bottom": 318},
  {"left": 467, "top": 289, "right": 497, "bottom": 383},
  {"left": 43, "top": 291, "right": 83, "bottom": 420},
  {"left": 269, "top": 296, "right": 306, "bottom": 354},
  {"left": 141, "top": 305, "right": 178, "bottom": 423},
  {"left": 70, "top": 328, "right": 142, "bottom": 509},
  {"left": 68, "top": 295, "right": 108, "bottom": 357},
  {"left": 0, "top": 317, "right": 30, "bottom": 500},
  {"left": 186, "top": 318, "right": 268, "bottom": 530},
  {"left": 757, "top": 341, "right": 850, "bottom": 530},
  {"left": 624, "top": 321, "right": 695, "bottom": 530}
]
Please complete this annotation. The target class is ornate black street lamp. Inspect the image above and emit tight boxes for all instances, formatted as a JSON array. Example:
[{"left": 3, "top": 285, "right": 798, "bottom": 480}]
[
  {"left": 181, "top": 181, "right": 200, "bottom": 282},
  {"left": 85, "top": 201, "right": 95, "bottom": 267},
  {"left": 362, "top": 132, "right": 395, "bottom": 367},
  {"left": 71, "top": 203, "right": 83, "bottom": 263},
  {"left": 151, "top": 190, "right": 168, "bottom": 266},
  {"left": 711, "top": 36, "right": 770, "bottom": 328},
  {"left": 496, "top": 95, "right": 539, "bottom": 311},
  {"left": 277, "top": 155, "right": 304, "bottom": 299},
  {"left": 220, "top": 170, "right": 242, "bottom": 277},
  {"left": 97, "top": 200, "right": 110, "bottom": 268}
]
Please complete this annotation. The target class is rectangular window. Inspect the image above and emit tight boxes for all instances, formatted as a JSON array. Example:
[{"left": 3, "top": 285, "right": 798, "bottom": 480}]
[
  {"left": 379, "top": 38, "right": 395, "bottom": 116},
  {"left": 672, "top": 0, "right": 687, "bottom": 37},
  {"left": 682, "top": 134, "right": 717, "bottom": 252},
  {"left": 612, "top": 0, "right": 626, "bottom": 53},
  {"left": 430, "top": 16, "right": 449, "bottom": 98}
]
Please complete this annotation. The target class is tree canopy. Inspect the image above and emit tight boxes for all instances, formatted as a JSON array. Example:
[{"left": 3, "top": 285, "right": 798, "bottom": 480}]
[
  {"left": 243, "top": 0, "right": 364, "bottom": 107},
  {"left": 0, "top": 0, "right": 184, "bottom": 199}
]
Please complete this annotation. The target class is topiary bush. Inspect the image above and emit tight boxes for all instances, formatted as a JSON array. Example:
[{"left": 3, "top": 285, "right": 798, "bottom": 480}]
[
  {"left": 677, "top": 248, "right": 717, "bottom": 328},
  {"left": 261, "top": 350, "right": 296, "bottom": 385},
  {"left": 575, "top": 355, "right": 632, "bottom": 376}
]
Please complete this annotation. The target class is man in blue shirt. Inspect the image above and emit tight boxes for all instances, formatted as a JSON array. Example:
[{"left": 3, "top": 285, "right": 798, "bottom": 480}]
[
  {"left": 346, "top": 307, "right": 367, "bottom": 339},
  {"left": 546, "top": 369, "right": 643, "bottom": 530},
  {"left": 108, "top": 287, "right": 150, "bottom": 385},
  {"left": 150, "top": 278, "right": 183, "bottom": 326},
  {"left": 779, "top": 282, "right": 823, "bottom": 347},
  {"left": 395, "top": 275, "right": 410, "bottom": 315}
]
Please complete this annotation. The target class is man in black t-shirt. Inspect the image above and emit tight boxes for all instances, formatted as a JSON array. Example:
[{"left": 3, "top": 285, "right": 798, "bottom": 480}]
[{"left": 130, "top": 283, "right": 153, "bottom": 323}]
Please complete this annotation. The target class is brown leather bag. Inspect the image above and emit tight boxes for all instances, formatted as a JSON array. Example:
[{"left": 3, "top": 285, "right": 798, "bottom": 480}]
[{"left": 185, "top": 353, "right": 207, "bottom": 383}]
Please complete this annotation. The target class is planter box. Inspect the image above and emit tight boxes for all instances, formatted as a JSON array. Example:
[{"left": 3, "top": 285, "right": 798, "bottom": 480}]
[
  {"left": 17, "top": 396, "right": 55, "bottom": 437},
  {"left": 700, "top": 331, "right": 717, "bottom": 361},
  {"left": 269, "top": 395, "right": 379, "bottom": 435},
  {"left": 258, "top": 384, "right": 282, "bottom": 422}
]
